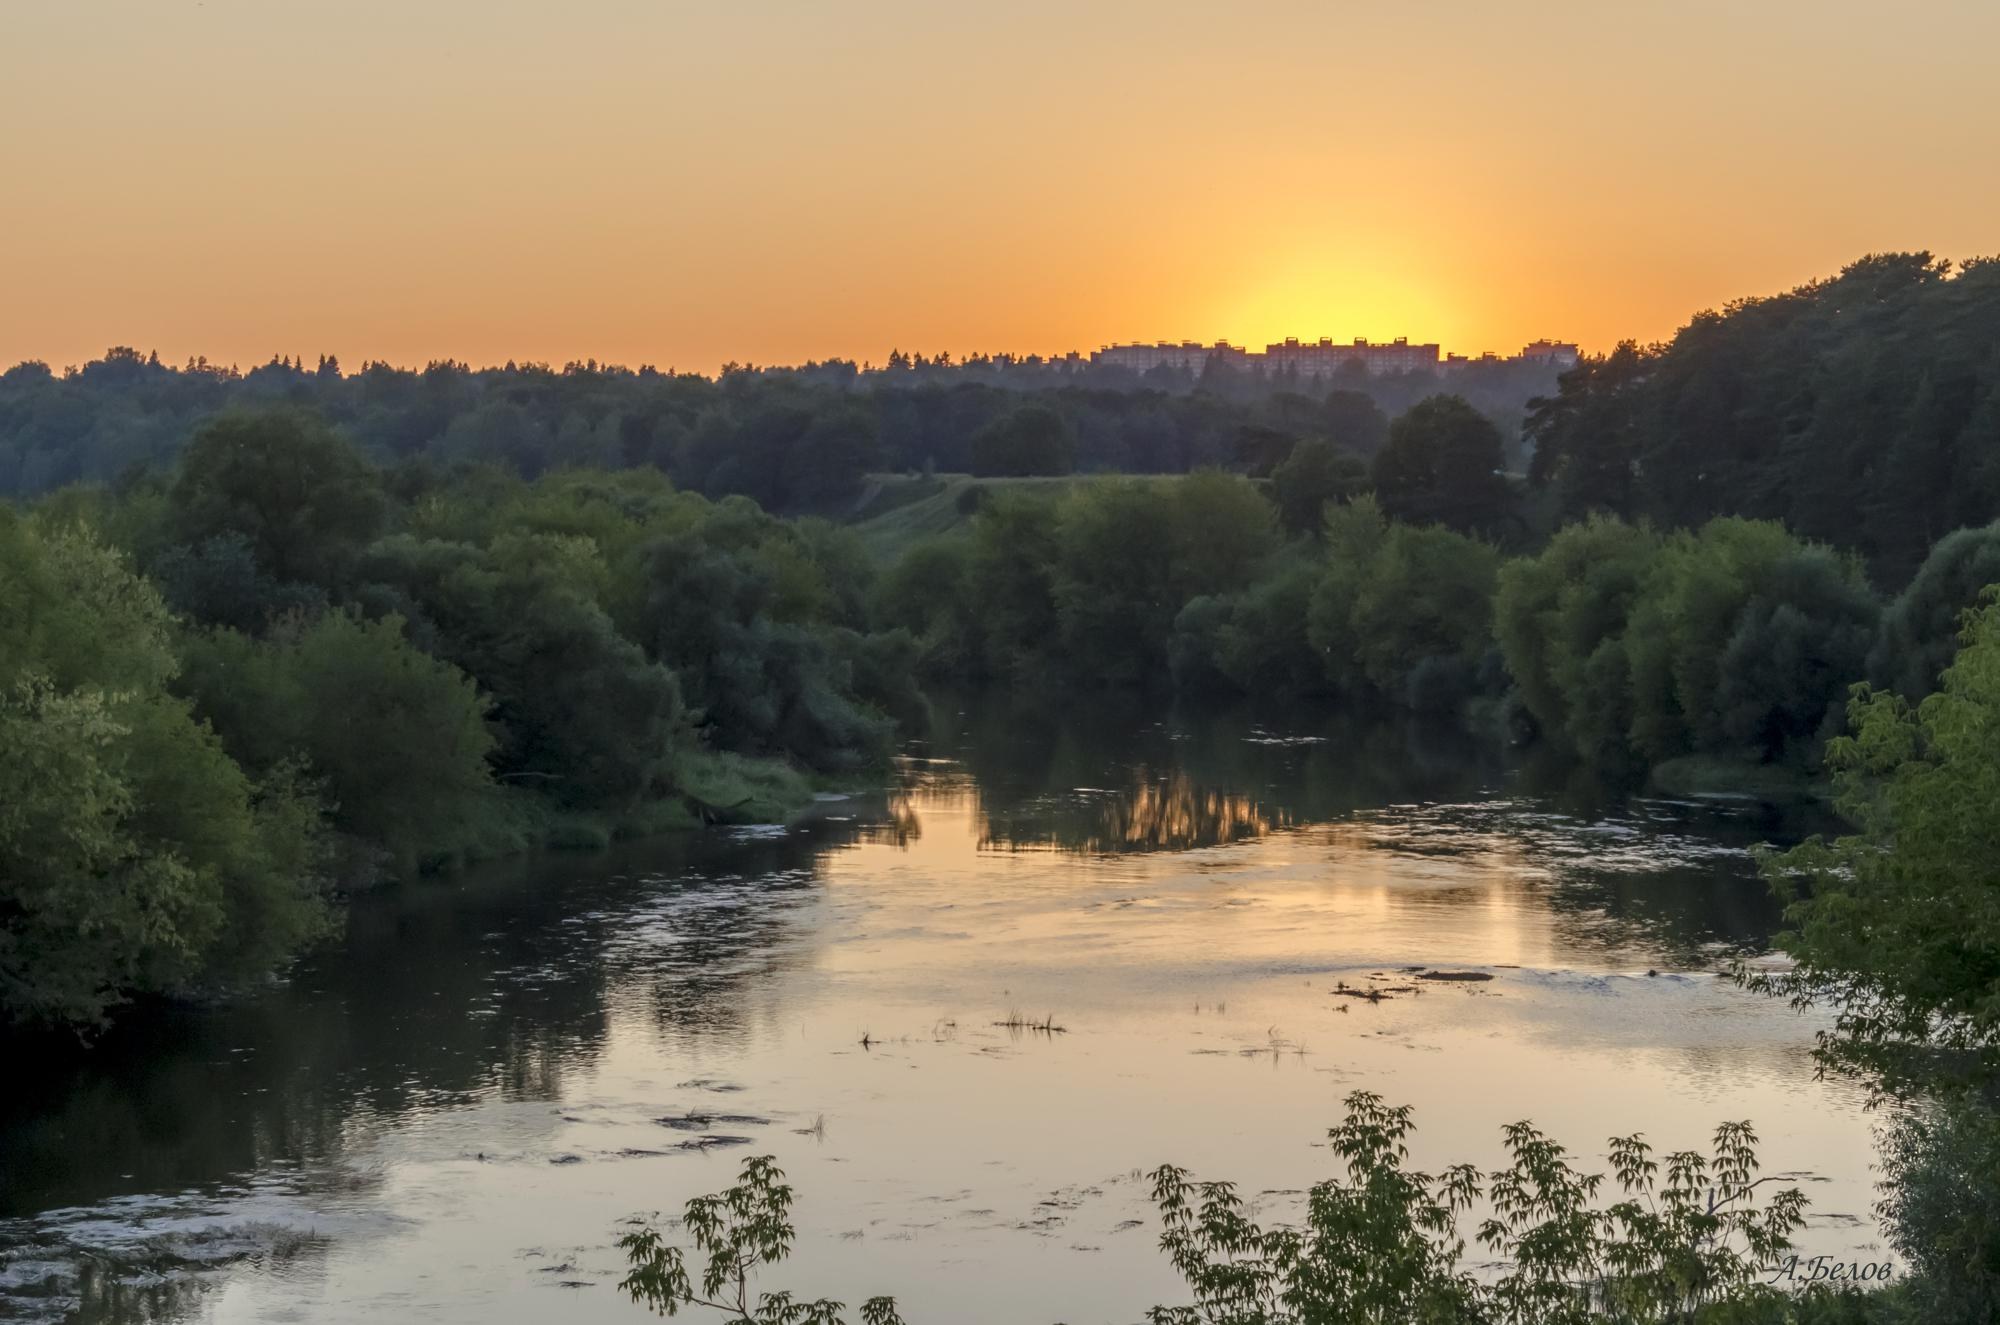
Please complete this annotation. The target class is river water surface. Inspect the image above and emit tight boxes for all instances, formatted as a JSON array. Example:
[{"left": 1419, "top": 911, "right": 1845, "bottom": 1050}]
[{"left": 0, "top": 699, "right": 1887, "bottom": 1323}]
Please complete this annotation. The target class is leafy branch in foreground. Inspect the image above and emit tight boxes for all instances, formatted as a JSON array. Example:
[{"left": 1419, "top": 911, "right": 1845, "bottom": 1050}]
[
  {"left": 1746, "top": 593, "right": 2000, "bottom": 1097},
  {"left": 1147, "top": 1091, "right": 1808, "bottom": 1325},
  {"left": 618, "top": 1155, "right": 903, "bottom": 1325},
  {"left": 617, "top": 1099, "right": 1840, "bottom": 1324}
]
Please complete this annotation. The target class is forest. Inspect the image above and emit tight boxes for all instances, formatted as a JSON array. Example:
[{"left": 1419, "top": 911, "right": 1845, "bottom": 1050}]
[{"left": 0, "top": 339, "right": 1556, "bottom": 514}]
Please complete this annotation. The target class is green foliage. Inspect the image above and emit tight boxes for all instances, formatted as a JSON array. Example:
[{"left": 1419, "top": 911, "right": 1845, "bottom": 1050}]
[
  {"left": 148, "top": 532, "right": 329, "bottom": 633},
  {"left": 169, "top": 408, "right": 384, "bottom": 586},
  {"left": 1497, "top": 517, "right": 1876, "bottom": 772},
  {"left": 1877, "top": 1099, "right": 2000, "bottom": 1321},
  {"left": 1269, "top": 437, "right": 1367, "bottom": 536},
  {"left": 1868, "top": 519, "right": 2000, "bottom": 699},
  {"left": 0, "top": 346, "right": 1564, "bottom": 518},
  {"left": 966, "top": 490, "right": 1062, "bottom": 682},
  {"left": 1147, "top": 1092, "right": 1808, "bottom": 1325},
  {"left": 782, "top": 408, "right": 883, "bottom": 512},
  {"left": 1321, "top": 389, "right": 1392, "bottom": 454},
  {"left": 1048, "top": 480, "right": 1185, "bottom": 684},
  {"left": 1624, "top": 521, "right": 1869, "bottom": 766},
  {"left": 868, "top": 535, "right": 982, "bottom": 677},
  {"left": 176, "top": 611, "right": 499, "bottom": 876},
  {"left": 1305, "top": 496, "right": 1394, "bottom": 695},
  {"left": 619, "top": 1156, "right": 905, "bottom": 1325},
  {"left": 1170, "top": 563, "right": 1323, "bottom": 697},
  {"left": 1494, "top": 516, "right": 1660, "bottom": 766},
  {"left": 1753, "top": 594, "right": 2000, "bottom": 1091},
  {"left": 1349, "top": 524, "right": 1501, "bottom": 707},
  {"left": 633, "top": 521, "right": 896, "bottom": 771},
  {"left": 1527, "top": 254, "right": 2000, "bottom": 582},
  {"left": 969, "top": 404, "right": 1074, "bottom": 477},
  {"left": 360, "top": 531, "right": 685, "bottom": 809},
  {"left": 1042, "top": 474, "right": 1279, "bottom": 686},
  {"left": 1371, "top": 395, "right": 1515, "bottom": 536},
  {"left": 1304, "top": 499, "right": 1500, "bottom": 707},
  {"left": 0, "top": 514, "right": 328, "bottom": 1026},
  {"left": 1712, "top": 549, "right": 1877, "bottom": 762}
]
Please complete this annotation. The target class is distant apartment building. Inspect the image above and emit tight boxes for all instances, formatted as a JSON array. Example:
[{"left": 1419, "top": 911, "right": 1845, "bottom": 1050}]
[
  {"left": 1092, "top": 335, "right": 1576, "bottom": 378},
  {"left": 1263, "top": 336, "right": 1440, "bottom": 377},
  {"left": 1091, "top": 340, "right": 1249, "bottom": 374},
  {"left": 1517, "top": 339, "right": 1581, "bottom": 368}
]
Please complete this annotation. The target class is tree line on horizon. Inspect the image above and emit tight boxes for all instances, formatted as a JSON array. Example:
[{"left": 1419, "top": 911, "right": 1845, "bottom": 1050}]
[
  {"left": 0, "top": 338, "right": 1554, "bottom": 517},
  {"left": 4, "top": 252, "right": 1994, "bottom": 589}
]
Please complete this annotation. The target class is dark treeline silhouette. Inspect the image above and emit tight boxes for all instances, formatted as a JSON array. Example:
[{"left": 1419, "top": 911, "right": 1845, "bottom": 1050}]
[
  {"left": 1529, "top": 252, "right": 2000, "bottom": 584},
  {"left": 0, "top": 342, "right": 1557, "bottom": 510}
]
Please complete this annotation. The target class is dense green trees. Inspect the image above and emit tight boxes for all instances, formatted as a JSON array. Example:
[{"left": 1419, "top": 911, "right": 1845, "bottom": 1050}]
[
  {"left": 1868, "top": 520, "right": 2000, "bottom": 700},
  {"left": 1371, "top": 394, "right": 1515, "bottom": 536},
  {"left": 969, "top": 403, "right": 1075, "bottom": 477},
  {"left": 1756, "top": 597, "right": 2000, "bottom": 1092},
  {"left": 1527, "top": 254, "right": 2000, "bottom": 583},
  {"left": 0, "top": 512, "right": 328, "bottom": 1026},
  {"left": 2, "top": 413, "right": 918, "bottom": 1027},
  {"left": 176, "top": 612, "right": 498, "bottom": 876},
  {"left": 0, "top": 347, "right": 1556, "bottom": 519},
  {"left": 1496, "top": 517, "right": 1879, "bottom": 771},
  {"left": 170, "top": 409, "right": 384, "bottom": 586},
  {"left": 1269, "top": 436, "right": 1367, "bottom": 536},
  {"left": 1307, "top": 499, "right": 1502, "bottom": 709},
  {"left": 869, "top": 474, "right": 1287, "bottom": 689},
  {"left": 1494, "top": 516, "right": 1661, "bottom": 767},
  {"left": 632, "top": 514, "right": 893, "bottom": 771},
  {"left": 1749, "top": 596, "right": 2000, "bottom": 1317},
  {"left": 885, "top": 478, "right": 1504, "bottom": 712},
  {"left": 1623, "top": 522, "right": 1876, "bottom": 767},
  {"left": 358, "top": 530, "right": 685, "bottom": 812}
]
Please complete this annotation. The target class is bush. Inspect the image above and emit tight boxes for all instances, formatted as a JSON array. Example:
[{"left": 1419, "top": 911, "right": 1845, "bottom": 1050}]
[
  {"left": 0, "top": 514, "right": 328, "bottom": 1026},
  {"left": 1372, "top": 395, "right": 1515, "bottom": 535},
  {"left": 1869, "top": 520, "right": 2000, "bottom": 700},
  {"left": 1625, "top": 520, "right": 1872, "bottom": 766},
  {"left": 1494, "top": 516, "right": 1660, "bottom": 764},
  {"left": 1269, "top": 437, "right": 1367, "bottom": 536},
  {"left": 1878, "top": 1099, "right": 2000, "bottom": 1320},
  {"left": 1149, "top": 1091, "right": 1808, "bottom": 1325},
  {"left": 177, "top": 611, "right": 499, "bottom": 876},
  {"left": 969, "top": 404, "right": 1074, "bottom": 476}
]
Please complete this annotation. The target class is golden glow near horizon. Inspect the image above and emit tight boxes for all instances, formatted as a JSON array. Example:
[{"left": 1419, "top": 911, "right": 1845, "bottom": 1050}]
[{"left": 3, "top": 1, "right": 1995, "bottom": 374}]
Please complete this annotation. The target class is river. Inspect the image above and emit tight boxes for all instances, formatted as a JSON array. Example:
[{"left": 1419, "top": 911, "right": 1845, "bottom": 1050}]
[{"left": 0, "top": 696, "right": 1887, "bottom": 1323}]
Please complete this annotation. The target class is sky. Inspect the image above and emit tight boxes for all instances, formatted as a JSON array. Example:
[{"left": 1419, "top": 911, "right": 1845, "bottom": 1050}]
[{"left": 3, "top": 0, "right": 1995, "bottom": 374}]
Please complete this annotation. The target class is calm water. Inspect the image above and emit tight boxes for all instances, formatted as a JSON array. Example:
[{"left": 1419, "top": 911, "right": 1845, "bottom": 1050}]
[{"left": 0, "top": 697, "right": 1888, "bottom": 1323}]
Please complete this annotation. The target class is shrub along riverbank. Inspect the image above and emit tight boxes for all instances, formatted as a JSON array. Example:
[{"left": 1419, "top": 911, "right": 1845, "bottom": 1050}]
[{"left": 875, "top": 472, "right": 1997, "bottom": 789}]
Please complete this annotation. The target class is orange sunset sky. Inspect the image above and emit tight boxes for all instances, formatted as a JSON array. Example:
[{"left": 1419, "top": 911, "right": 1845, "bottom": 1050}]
[{"left": 3, "top": 0, "right": 1995, "bottom": 375}]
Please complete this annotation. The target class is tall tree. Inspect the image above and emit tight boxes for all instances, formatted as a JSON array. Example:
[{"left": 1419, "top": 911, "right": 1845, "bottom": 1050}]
[
  {"left": 1371, "top": 396, "right": 1513, "bottom": 535},
  {"left": 170, "top": 408, "right": 384, "bottom": 586}
]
